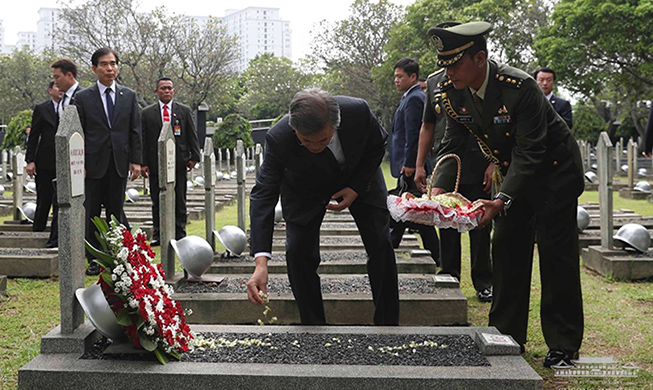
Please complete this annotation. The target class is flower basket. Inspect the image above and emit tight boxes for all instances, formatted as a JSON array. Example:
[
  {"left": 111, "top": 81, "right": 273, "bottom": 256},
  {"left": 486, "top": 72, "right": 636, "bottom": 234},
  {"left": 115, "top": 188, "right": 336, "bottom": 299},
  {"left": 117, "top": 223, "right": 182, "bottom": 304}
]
[
  {"left": 387, "top": 154, "right": 485, "bottom": 233},
  {"left": 85, "top": 216, "right": 194, "bottom": 364}
]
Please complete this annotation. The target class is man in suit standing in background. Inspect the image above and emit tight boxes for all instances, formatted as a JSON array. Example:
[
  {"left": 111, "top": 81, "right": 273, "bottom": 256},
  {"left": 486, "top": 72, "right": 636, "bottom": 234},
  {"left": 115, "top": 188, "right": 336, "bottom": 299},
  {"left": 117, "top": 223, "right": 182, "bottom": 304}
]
[
  {"left": 534, "top": 67, "right": 573, "bottom": 129},
  {"left": 246, "top": 89, "right": 399, "bottom": 326},
  {"left": 74, "top": 47, "right": 142, "bottom": 275},
  {"left": 25, "top": 81, "right": 61, "bottom": 239},
  {"left": 141, "top": 77, "right": 201, "bottom": 245},
  {"left": 389, "top": 57, "right": 440, "bottom": 267}
]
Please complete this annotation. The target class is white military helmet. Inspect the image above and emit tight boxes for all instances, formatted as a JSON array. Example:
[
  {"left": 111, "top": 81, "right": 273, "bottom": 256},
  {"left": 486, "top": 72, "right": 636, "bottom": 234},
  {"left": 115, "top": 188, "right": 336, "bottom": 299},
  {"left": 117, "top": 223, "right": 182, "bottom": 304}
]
[
  {"left": 125, "top": 188, "right": 140, "bottom": 203},
  {"left": 171, "top": 235, "right": 214, "bottom": 278},
  {"left": 216, "top": 172, "right": 224, "bottom": 181},
  {"left": 186, "top": 180, "right": 194, "bottom": 190},
  {"left": 577, "top": 206, "right": 590, "bottom": 233},
  {"left": 584, "top": 171, "right": 597, "bottom": 183},
  {"left": 194, "top": 176, "right": 205, "bottom": 186},
  {"left": 274, "top": 200, "right": 283, "bottom": 223},
  {"left": 223, "top": 174, "right": 232, "bottom": 180},
  {"left": 215, "top": 225, "right": 247, "bottom": 256},
  {"left": 0, "top": 184, "right": 5, "bottom": 196},
  {"left": 638, "top": 168, "right": 648, "bottom": 177},
  {"left": 24, "top": 181, "right": 36, "bottom": 193},
  {"left": 19, "top": 202, "right": 37, "bottom": 223},
  {"left": 634, "top": 181, "right": 651, "bottom": 193},
  {"left": 591, "top": 163, "right": 598, "bottom": 171},
  {"left": 614, "top": 223, "right": 650, "bottom": 253},
  {"left": 621, "top": 164, "right": 628, "bottom": 173}
]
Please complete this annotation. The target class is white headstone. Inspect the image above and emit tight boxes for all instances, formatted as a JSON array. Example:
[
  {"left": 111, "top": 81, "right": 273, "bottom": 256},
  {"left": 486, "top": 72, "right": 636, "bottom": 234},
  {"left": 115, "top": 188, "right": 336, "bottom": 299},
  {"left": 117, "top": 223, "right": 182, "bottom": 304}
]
[
  {"left": 166, "top": 138, "right": 175, "bottom": 184},
  {"left": 69, "top": 133, "right": 85, "bottom": 197}
]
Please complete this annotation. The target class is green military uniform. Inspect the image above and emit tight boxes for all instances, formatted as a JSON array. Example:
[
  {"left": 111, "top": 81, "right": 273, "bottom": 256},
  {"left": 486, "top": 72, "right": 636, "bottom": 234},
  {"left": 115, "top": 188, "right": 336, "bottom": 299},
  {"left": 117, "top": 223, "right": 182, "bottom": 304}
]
[
  {"left": 424, "top": 69, "right": 492, "bottom": 294},
  {"left": 429, "top": 22, "right": 584, "bottom": 356}
]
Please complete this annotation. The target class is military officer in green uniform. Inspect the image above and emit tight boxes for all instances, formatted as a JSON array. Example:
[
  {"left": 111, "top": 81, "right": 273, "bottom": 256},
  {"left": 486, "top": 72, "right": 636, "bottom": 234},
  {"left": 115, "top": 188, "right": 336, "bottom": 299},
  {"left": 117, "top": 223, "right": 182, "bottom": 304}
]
[
  {"left": 427, "top": 21, "right": 585, "bottom": 368},
  {"left": 415, "top": 25, "right": 493, "bottom": 302}
]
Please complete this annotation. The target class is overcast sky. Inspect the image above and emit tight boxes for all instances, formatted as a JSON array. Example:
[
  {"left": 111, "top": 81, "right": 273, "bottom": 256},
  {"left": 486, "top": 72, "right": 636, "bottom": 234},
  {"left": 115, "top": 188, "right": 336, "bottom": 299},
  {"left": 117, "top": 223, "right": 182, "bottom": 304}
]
[{"left": 2, "top": 0, "right": 415, "bottom": 60}]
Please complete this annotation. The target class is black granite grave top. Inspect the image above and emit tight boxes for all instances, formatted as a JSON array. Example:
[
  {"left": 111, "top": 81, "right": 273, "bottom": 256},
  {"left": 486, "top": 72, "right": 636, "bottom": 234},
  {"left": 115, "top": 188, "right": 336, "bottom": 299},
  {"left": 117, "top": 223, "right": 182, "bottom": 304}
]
[
  {"left": 175, "top": 276, "right": 435, "bottom": 295},
  {"left": 217, "top": 252, "right": 371, "bottom": 264},
  {"left": 83, "top": 333, "right": 490, "bottom": 367},
  {"left": 0, "top": 248, "right": 54, "bottom": 255}
]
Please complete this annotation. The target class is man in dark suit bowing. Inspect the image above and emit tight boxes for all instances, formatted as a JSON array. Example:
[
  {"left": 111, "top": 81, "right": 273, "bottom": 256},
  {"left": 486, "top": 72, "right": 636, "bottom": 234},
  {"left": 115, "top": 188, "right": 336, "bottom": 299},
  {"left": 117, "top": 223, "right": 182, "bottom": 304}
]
[
  {"left": 74, "top": 47, "right": 142, "bottom": 275},
  {"left": 141, "top": 77, "right": 200, "bottom": 244},
  {"left": 534, "top": 67, "right": 573, "bottom": 129},
  {"left": 26, "top": 81, "right": 62, "bottom": 235},
  {"left": 246, "top": 89, "right": 400, "bottom": 325}
]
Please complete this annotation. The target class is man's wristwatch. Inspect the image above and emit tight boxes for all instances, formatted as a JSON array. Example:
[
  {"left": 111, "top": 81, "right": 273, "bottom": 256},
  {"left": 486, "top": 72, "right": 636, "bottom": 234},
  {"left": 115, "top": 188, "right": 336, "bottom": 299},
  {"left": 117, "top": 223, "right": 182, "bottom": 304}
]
[{"left": 494, "top": 192, "right": 513, "bottom": 210}]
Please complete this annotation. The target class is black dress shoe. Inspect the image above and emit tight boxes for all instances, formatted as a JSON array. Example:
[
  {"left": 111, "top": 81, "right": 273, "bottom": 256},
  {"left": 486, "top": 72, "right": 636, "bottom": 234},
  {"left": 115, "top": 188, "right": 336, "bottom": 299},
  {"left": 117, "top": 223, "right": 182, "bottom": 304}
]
[
  {"left": 150, "top": 240, "right": 160, "bottom": 247},
  {"left": 85, "top": 263, "right": 101, "bottom": 276},
  {"left": 477, "top": 288, "right": 493, "bottom": 303},
  {"left": 543, "top": 349, "right": 576, "bottom": 368},
  {"left": 45, "top": 241, "right": 58, "bottom": 248}
]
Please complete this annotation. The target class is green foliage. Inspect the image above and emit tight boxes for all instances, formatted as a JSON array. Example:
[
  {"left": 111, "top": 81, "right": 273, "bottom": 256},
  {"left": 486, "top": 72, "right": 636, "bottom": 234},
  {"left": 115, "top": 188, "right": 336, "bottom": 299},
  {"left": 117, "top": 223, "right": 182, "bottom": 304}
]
[
  {"left": 2, "top": 110, "right": 32, "bottom": 150},
  {"left": 238, "top": 53, "right": 311, "bottom": 120},
  {"left": 212, "top": 113, "right": 254, "bottom": 150},
  {"left": 0, "top": 48, "right": 56, "bottom": 122},
  {"left": 571, "top": 101, "right": 608, "bottom": 141}
]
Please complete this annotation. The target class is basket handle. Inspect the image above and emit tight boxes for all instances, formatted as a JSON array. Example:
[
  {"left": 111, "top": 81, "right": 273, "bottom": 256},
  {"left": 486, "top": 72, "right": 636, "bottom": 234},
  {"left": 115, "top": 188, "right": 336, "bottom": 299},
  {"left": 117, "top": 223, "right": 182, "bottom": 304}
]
[{"left": 428, "top": 153, "right": 462, "bottom": 197}]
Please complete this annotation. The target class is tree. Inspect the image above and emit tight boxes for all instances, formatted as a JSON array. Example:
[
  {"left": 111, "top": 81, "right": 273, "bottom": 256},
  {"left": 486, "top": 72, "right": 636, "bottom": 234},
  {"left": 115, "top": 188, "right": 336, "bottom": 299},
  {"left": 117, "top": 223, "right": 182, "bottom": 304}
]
[
  {"left": 212, "top": 113, "right": 254, "bottom": 150},
  {"left": 238, "top": 53, "right": 311, "bottom": 120},
  {"left": 0, "top": 49, "right": 56, "bottom": 123},
  {"left": 58, "top": 0, "right": 239, "bottom": 110},
  {"left": 570, "top": 101, "right": 608, "bottom": 141},
  {"left": 534, "top": 0, "right": 653, "bottom": 143},
  {"left": 2, "top": 110, "right": 32, "bottom": 150},
  {"left": 309, "top": 0, "right": 402, "bottom": 128}
]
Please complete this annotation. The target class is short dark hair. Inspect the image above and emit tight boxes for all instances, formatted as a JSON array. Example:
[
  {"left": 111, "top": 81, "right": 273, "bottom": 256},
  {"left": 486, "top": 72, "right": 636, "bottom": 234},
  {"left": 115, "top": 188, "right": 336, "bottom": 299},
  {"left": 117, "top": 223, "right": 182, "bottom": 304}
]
[
  {"left": 91, "top": 47, "right": 120, "bottom": 66},
  {"left": 466, "top": 36, "right": 488, "bottom": 59},
  {"left": 394, "top": 57, "right": 419, "bottom": 78},
  {"left": 534, "top": 67, "right": 556, "bottom": 80},
  {"left": 288, "top": 89, "right": 341, "bottom": 135},
  {"left": 48, "top": 81, "right": 55, "bottom": 90},
  {"left": 51, "top": 58, "right": 78, "bottom": 79},
  {"left": 155, "top": 77, "right": 173, "bottom": 89}
]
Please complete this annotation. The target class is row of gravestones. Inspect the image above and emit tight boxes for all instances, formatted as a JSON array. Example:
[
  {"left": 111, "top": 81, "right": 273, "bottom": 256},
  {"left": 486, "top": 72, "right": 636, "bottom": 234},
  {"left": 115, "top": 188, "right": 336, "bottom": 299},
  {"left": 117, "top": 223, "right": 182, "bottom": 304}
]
[{"left": 580, "top": 132, "right": 653, "bottom": 280}]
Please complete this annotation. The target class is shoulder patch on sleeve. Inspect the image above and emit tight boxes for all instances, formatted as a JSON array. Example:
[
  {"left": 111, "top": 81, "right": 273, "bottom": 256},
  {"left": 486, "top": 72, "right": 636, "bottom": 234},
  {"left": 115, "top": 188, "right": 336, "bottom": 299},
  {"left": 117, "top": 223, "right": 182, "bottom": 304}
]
[{"left": 494, "top": 73, "right": 524, "bottom": 89}]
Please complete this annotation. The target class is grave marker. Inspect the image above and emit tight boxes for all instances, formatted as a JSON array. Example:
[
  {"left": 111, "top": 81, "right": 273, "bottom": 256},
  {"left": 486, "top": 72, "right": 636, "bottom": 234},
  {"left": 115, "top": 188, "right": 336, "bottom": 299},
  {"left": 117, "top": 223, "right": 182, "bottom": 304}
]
[
  {"left": 226, "top": 148, "right": 231, "bottom": 173},
  {"left": 203, "top": 138, "right": 216, "bottom": 249},
  {"left": 627, "top": 139, "right": 635, "bottom": 188},
  {"left": 158, "top": 123, "right": 176, "bottom": 277},
  {"left": 12, "top": 146, "right": 23, "bottom": 221},
  {"left": 236, "top": 140, "right": 246, "bottom": 231},
  {"left": 255, "top": 143, "right": 262, "bottom": 175},
  {"left": 597, "top": 132, "right": 613, "bottom": 249}
]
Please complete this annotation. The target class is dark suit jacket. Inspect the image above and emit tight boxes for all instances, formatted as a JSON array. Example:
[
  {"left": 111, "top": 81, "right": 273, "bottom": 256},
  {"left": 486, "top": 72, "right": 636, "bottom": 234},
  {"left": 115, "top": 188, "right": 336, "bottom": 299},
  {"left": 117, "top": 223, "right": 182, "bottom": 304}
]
[
  {"left": 644, "top": 105, "right": 653, "bottom": 154},
  {"left": 74, "top": 82, "right": 142, "bottom": 179},
  {"left": 27, "top": 86, "right": 85, "bottom": 171},
  {"left": 433, "top": 60, "right": 584, "bottom": 212},
  {"left": 141, "top": 101, "right": 201, "bottom": 171},
  {"left": 550, "top": 94, "right": 573, "bottom": 129},
  {"left": 26, "top": 100, "right": 58, "bottom": 171},
  {"left": 249, "top": 96, "right": 388, "bottom": 255},
  {"left": 390, "top": 84, "right": 424, "bottom": 178}
]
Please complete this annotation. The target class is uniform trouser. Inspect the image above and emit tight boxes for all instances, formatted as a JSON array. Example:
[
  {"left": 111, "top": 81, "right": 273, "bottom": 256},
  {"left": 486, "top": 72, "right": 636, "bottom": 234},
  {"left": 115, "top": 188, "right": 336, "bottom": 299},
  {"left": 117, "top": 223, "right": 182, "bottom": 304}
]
[
  {"left": 285, "top": 200, "right": 400, "bottom": 325},
  {"left": 149, "top": 165, "right": 188, "bottom": 240},
  {"left": 439, "top": 182, "right": 492, "bottom": 292},
  {"left": 489, "top": 198, "right": 584, "bottom": 352},
  {"left": 389, "top": 176, "right": 440, "bottom": 264},
  {"left": 33, "top": 169, "right": 55, "bottom": 232},
  {"left": 85, "top": 156, "right": 129, "bottom": 261}
]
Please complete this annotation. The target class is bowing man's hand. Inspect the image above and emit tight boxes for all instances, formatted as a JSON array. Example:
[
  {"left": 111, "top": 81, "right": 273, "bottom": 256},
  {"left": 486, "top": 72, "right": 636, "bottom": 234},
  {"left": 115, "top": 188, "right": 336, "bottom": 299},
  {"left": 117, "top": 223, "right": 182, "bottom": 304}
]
[
  {"left": 326, "top": 187, "right": 358, "bottom": 212},
  {"left": 475, "top": 198, "right": 505, "bottom": 228},
  {"left": 141, "top": 166, "right": 150, "bottom": 179},
  {"left": 129, "top": 164, "right": 141, "bottom": 180},
  {"left": 246, "top": 258, "right": 269, "bottom": 305}
]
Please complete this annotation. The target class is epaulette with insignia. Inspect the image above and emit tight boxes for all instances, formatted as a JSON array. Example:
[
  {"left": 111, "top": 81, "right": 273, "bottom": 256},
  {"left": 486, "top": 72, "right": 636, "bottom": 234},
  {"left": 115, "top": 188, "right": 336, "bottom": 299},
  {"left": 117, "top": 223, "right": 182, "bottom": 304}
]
[
  {"left": 427, "top": 68, "right": 445, "bottom": 79},
  {"left": 495, "top": 73, "right": 523, "bottom": 88},
  {"left": 436, "top": 78, "right": 454, "bottom": 91}
]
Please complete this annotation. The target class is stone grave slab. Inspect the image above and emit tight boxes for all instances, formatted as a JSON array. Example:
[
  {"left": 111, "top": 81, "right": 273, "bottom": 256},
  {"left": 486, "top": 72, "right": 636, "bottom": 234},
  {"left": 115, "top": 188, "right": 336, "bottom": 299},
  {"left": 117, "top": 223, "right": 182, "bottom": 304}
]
[
  {"left": 209, "top": 252, "right": 436, "bottom": 275},
  {"left": 18, "top": 325, "right": 541, "bottom": 390},
  {"left": 0, "top": 248, "right": 59, "bottom": 277},
  {"left": 255, "top": 235, "right": 420, "bottom": 252},
  {"left": 0, "top": 231, "right": 50, "bottom": 248},
  {"left": 618, "top": 188, "right": 649, "bottom": 200},
  {"left": 172, "top": 274, "right": 467, "bottom": 326},
  {"left": 584, "top": 181, "right": 627, "bottom": 192},
  {"left": 582, "top": 245, "right": 653, "bottom": 280}
]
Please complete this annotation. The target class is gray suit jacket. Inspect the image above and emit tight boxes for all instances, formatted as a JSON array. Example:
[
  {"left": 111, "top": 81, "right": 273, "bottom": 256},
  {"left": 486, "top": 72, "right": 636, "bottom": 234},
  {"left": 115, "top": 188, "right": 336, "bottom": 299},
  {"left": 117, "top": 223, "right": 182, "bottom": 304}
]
[{"left": 74, "top": 82, "right": 142, "bottom": 179}]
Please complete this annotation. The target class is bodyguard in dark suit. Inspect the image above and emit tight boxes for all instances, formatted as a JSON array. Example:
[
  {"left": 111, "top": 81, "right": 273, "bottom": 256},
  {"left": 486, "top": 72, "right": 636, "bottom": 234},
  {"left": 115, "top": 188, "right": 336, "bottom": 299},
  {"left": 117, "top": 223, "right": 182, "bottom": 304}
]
[
  {"left": 643, "top": 104, "right": 653, "bottom": 156},
  {"left": 141, "top": 77, "right": 200, "bottom": 243},
  {"left": 534, "top": 67, "right": 573, "bottom": 129},
  {"left": 74, "top": 47, "right": 142, "bottom": 275},
  {"left": 389, "top": 58, "right": 440, "bottom": 266},
  {"left": 246, "top": 89, "right": 399, "bottom": 325},
  {"left": 428, "top": 22, "right": 584, "bottom": 368},
  {"left": 415, "top": 63, "right": 493, "bottom": 303},
  {"left": 42, "top": 58, "right": 85, "bottom": 248},
  {"left": 26, "top": 82, "right": 61, "bottom": 233}
]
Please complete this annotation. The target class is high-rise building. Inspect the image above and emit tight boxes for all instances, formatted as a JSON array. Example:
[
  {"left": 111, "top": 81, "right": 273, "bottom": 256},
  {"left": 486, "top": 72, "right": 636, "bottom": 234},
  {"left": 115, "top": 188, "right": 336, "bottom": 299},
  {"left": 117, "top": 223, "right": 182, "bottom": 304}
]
[
  {"left": 222, "top": 7, "right": 292, "bottom": 72},
  {"left": 17, "top": 32, "right": 37, "bottom": 51},
  {"left": 36, "top": 7, "right": 68, "bottom": 52}
]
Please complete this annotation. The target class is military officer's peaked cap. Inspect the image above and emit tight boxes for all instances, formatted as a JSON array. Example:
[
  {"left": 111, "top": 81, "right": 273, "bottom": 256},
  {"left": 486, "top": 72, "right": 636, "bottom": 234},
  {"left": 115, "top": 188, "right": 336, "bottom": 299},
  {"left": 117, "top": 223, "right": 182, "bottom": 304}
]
[{"left": 427, "top": 21, "right": 492, "bottom": 67}]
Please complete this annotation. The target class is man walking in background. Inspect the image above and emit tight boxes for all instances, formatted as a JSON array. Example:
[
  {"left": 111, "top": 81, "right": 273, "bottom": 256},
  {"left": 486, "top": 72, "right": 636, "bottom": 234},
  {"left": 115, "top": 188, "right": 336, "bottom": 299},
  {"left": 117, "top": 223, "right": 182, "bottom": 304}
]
[{"left": 534, "top": 67, "right": 573, "bottom": 129}]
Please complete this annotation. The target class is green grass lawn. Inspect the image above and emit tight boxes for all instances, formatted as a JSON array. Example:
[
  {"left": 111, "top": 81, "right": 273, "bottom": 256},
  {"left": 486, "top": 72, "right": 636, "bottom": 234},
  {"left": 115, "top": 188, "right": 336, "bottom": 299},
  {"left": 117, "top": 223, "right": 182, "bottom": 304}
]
[{"left": 1, "top": 175, "right": 652, "bottom": 389}]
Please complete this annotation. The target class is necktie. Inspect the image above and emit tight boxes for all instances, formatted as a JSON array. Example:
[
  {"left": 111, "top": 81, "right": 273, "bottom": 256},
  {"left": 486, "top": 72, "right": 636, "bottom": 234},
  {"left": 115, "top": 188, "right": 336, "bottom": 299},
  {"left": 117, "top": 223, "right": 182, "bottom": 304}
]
[
  {"left": 163, "top": 104, "right": 170, "bottom": 122},
  {"left": 105, "top": 88, "right": 114, "bottom": 127},
  {"left": 473, "top": 93, "right": 484, "bottom": 113},
  {"left": 59, "top": 95, "right": 66, "bottom": 117}
]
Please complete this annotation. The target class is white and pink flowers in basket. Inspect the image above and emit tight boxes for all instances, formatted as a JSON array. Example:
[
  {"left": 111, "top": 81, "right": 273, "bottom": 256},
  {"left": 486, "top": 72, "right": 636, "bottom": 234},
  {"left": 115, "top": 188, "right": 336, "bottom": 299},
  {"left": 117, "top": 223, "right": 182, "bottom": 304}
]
[{"left": 86, "top": 216, "right": 194, "bottom": 364}]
